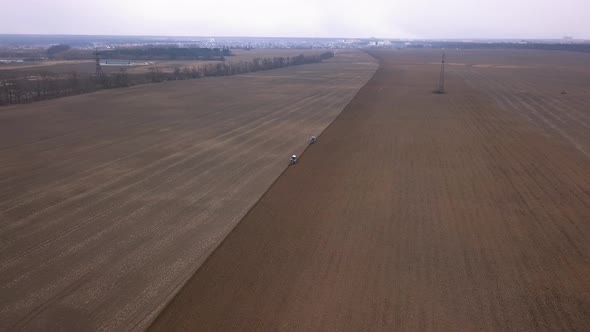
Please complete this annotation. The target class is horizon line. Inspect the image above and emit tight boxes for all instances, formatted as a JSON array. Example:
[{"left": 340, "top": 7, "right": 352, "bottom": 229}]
[{"left": 0, "top": 33, "right": 587, "bottom": 41}]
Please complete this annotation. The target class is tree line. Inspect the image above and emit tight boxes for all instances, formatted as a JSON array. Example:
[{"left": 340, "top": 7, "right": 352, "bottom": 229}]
[
  {"left": 411, "top": 42, "right": 590, "bottom": 53},
  {"left": 0, "top": 51, "right": 335, "bottom": 106},
  {"left": 99, "top": 47, "right": 232, "bottom": 60}
]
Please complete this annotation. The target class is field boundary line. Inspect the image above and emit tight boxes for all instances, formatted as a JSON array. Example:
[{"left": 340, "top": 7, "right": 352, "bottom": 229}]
[{"left": 138, "top": 50, "right": 380, "bottom": 331}]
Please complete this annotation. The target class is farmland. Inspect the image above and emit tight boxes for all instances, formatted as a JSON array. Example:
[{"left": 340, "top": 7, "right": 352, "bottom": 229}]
[
  {"left": 0, "top": 48, "right": 336, "bottom": 106},
  {"left": 151, "top": 49, "right": 590, "bottom": 331},
  {"left": 0, "top": 49, "right": 377, "bottom": 330},
  {"left": 0, "top": 49, "right": 329, "bottom": 75}
]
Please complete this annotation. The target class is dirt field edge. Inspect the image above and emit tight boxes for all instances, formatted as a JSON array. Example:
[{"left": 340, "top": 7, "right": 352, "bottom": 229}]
[{"left": 137, "top": 50, "right": 379, "bottom": 331}]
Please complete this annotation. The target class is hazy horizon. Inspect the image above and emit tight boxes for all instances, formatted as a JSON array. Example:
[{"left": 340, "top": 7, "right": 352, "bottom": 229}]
[
  {"left": 1, "top": 0, "right": 588, "bottom": 40},
  {"left": 1, "top": 33, "right": 587, "bottom": 41}
]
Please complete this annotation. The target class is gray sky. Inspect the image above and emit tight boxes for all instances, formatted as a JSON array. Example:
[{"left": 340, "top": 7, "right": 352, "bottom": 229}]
[{"left": 1, "top": 0, "right": 588, "bottom": 39}]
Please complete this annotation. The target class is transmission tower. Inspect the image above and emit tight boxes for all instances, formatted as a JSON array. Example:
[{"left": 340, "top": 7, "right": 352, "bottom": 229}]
[
  {"left": 436, "top": 50, "right": 446, "bottom": 94},
  {"left": 95, "top": 48, "right": 104, "bottom": 78}
]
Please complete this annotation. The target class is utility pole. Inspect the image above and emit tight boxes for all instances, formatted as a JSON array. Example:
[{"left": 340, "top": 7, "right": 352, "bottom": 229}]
[
  {"left": 95, "top": 48, "right": 104, "bottom": 78},
  {"left": 436, "top": 50, "right": 446, "bottom": 94}
]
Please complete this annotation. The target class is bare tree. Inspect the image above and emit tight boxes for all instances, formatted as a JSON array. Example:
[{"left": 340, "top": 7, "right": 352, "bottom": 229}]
[
  {"left": 113, "top": 68, "right": 129, "bottom": 87},
  {"left": 173, "top": 67, "right": 182, "bottom": 80},
  {"left": 70, "top": 71, "right": 80, "bottom": 93}
]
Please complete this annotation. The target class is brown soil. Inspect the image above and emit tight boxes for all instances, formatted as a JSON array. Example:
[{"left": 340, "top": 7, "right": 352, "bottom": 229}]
[
  {"left": 150, "top": 49, "right": 590, "bottom": 331},
  {"left": 0, "top": 50, "right": 377, "bottom": 330},
  {"left": 0, "top": 49, "right": 329, "bottom": 75}
]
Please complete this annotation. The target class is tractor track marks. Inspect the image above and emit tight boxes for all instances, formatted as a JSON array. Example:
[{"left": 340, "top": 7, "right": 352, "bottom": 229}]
[
  {"left": 150, "top": 49, "right": 590, "bottom": 331},
  {"left": 0, "top": 50, "right": 378, "bottom": 330}
]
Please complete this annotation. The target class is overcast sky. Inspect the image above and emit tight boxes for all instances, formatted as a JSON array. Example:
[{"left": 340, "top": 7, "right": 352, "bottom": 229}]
[{"left": 1, "top": 0, "right": 588, "bottom": 39}]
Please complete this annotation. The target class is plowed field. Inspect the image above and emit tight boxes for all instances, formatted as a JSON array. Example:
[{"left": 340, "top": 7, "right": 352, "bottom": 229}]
[
  {"left": 151, "top": 49, "right": 590, "bottom": 331},
  {"left": 0, "top": 50, "right": 377, "bottom": 330},
  {"left": 0, "top": 49, "right": 329, "bottom": 75}
]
